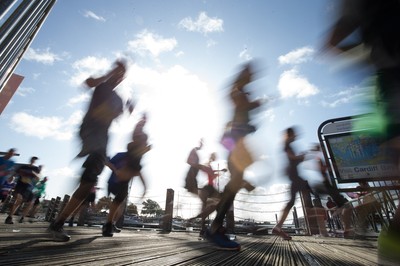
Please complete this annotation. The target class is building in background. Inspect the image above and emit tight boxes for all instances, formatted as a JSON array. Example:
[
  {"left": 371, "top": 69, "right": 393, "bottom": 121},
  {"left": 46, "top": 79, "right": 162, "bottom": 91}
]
[{"left": 0, "top": 0, "right": 56, "bottom": 114}]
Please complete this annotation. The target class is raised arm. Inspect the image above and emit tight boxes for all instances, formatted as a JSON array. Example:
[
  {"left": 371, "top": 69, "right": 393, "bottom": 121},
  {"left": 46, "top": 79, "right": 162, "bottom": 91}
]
[
  {"left": 137, "top": 172, "right": 147, "bottom": 198},
  {"left": 85, "top": 60, "right": 127, "bottom": 88}
]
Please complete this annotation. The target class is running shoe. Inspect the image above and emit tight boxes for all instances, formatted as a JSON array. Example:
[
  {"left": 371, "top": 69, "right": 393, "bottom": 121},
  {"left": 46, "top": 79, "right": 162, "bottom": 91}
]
[
  {"left": 204, "top": 228, "right": 241, "bottom": 251},
  {"left": 47, "top": 222, "right": 71, "bottom": 242},
  {"left": 5, "top": 216, "right": 13, "bottom": 224},
  {"left": 102, "top": 222, "right": 114, "bottom": 237},
  {"left": 199, "top": 229, "right": 205, "bottom": 238},
  {"left": 112, "top": 223, "right": 121, "bottom": 233}
]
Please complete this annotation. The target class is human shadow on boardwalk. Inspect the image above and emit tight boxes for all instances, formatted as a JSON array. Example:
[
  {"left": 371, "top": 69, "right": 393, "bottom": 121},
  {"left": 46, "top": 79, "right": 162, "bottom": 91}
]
[{"left": 0, "top": 235, "right": 100, "bottom": 256}]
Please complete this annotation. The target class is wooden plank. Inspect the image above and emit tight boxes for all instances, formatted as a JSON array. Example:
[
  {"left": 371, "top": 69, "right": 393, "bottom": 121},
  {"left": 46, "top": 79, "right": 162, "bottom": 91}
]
[{"left": 0, "top": 214, "right": 380, "bottom": 265}]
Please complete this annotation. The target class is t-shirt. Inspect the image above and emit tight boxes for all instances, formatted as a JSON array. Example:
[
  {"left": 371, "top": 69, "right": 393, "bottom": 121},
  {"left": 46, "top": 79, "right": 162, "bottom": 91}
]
[
  {"left": 32, "top": 181, "right": 46, "bottom": 198},
  {"left": 108, "top": 152, "right": 129, "bottom": 186},
  {"left": 187, "top": 148, "right": 200, "bottom": 167},
  {"left": 1, "top": 180, "right": 15, "bottom": 196},
  {"left": 16, "top": 164, "right": 40, "bottom": 186},
  {"left": 0, "top": 157, "right": 15, "bottom": 181},
  {"left": 284, "top": 142, "right": 302, "bottom": 179},
  {"left": 82, "top": 80, "right": 123, "bottom": 128}
]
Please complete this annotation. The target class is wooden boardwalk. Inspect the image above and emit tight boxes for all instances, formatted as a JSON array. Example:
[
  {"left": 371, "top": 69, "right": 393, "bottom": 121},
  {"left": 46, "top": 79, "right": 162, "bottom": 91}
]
[{"left": 0, "top": 215, "right": 380, "bottom": 266}]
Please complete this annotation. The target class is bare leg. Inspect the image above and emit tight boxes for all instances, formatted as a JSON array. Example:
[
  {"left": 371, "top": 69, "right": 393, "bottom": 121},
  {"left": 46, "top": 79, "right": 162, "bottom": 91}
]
[
  {"left": 54, "top": 181, "right": 94, "bottom": 225},
  {"left": 8, "top": 194, "right": 23, "bottom": 217},
  {"left": 20, "top": 200, "right": 34, "bottom": 220},
  {"left": 107, "top": 201, "right": 122, "bottom": 224}
]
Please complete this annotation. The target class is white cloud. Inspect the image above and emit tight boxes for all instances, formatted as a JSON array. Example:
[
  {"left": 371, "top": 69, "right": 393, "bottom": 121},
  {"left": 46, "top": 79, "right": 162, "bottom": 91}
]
[
  {"left": 278, "top": 68, "right": 319, "bottom": 98},
  {"left": 206, "top": 39, "right": 217, "bottom": 48},
  {"left": 239, "top": 47, "right": 252, "bottom": 61},
  {"left": 83, "top": 10, "right": 106, "bottom": 22},
  {"left": 48, "top": 166, "right": 75, "bottom": 176},
  {"left": 175, "top": 51, "right": 184, "bottom": 57},
  {"left": 44, "top": 166, "right": 80, "bottom": 198},
  {"left": 69, "top": 56, "right": 112, "bottom": 87},
  {"left": 33, "top": 73, "right": 41, "bottom": 80},
  {"left": 262, "top": 109, "right": 275, "bottom": 122},
  {"left": 321, "top": 86, "right": 365, "bottom": 108},
  {"left": 23, "top": 48, "right": 61, "bottom": 65},
  {"left": 278, "top": 46, "right": 314, "bottom": 65},
  {"left": 128, "top": 30, "right": 177, "bottom": 57},
  {"left": 67, "top": 93, "right": 90, "bottom": 106},
  {"left": 16, "top": 86, "right": 35, "bottom": 97},
  {"left": 9, "top": 111, "right": 82, "bottom": 141},
  {"left": 179, "top": 12, "right": 224, "bottom": 35}
]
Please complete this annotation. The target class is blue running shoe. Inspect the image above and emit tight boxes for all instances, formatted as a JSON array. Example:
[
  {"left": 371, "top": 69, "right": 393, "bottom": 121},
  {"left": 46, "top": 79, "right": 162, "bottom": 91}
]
[{"left": 205, "top": 228, "right": 241, "bottom": 251}]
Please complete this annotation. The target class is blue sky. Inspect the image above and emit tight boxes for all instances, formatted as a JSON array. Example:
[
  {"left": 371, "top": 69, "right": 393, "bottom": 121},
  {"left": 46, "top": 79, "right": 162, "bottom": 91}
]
[{"left": 0, "top": 0, "right": 371, "bottom": 221}]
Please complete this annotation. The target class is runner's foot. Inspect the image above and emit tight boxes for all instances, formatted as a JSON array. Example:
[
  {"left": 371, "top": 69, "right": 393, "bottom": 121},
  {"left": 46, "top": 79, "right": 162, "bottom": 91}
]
[
  {"left": 5, "top": 216, "right": 13, "bottom": 224},
  {"left": 272, "top": 226, "right": 292, "bottom": 240},
  {"left": 112, "top": 223, "right": 121, "bottom": 233},
  {"left": 102, "top": 222, "right": 114, "bottom": 237},
  {"left": 47, "top": 222, "right": 71, "bottom": 242},
  {"left": 204, "top": 227, "right": 241, "bottom": 251}
]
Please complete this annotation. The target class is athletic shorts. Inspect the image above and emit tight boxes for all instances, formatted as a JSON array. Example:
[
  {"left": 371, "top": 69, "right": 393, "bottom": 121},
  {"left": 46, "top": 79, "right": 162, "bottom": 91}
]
[{"left": 14, "top": 182, "right": 34, "bottom": 202}]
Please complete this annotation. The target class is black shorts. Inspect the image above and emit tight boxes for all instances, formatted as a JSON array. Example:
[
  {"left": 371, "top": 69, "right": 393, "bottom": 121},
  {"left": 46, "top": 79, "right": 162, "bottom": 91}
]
[
  {"left": 184, "top": 167, "right": 199, "bottom": 194},
  {"left": 84, "top": 192, "right": 96, "bottom": 203},
  {"left": 199, "top": 185, "right": 219, "bottom": 203},
  {"left": 14, "top": 182, "right": 34, "bottom": 202},
  {"left": 81, "top": 152, "right": 106, "bottom": 183},
  {"left": 108, "top": 181, "right": 129, "bottom": 197},
  {"left": 33, "top": 197, "right": 41, "bottom": 206}
]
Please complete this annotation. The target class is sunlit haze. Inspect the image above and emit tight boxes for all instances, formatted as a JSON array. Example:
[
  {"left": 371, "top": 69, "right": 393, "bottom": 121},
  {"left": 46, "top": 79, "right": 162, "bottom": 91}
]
[{"left": 0, "top": 0, "right": 370, "bottom": 222}]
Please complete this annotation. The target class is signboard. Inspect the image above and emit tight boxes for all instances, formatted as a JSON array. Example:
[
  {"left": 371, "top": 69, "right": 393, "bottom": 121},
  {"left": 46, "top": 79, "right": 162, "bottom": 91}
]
[
  {"left": 324, "top": 133, "right": 399, "bottom": 182},
  {"left": 319, "top": 115, "right": 400, "bottom": 183}
]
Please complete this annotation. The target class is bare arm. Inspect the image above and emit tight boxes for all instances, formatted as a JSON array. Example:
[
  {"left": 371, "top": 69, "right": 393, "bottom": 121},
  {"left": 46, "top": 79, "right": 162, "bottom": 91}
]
[
  {"left": 105, "top": 159, "right": 117, "bottom": 173},
  {"left": 232, "top": 89, "right": 262, "bottom": 112},
  {"left": 85, "top": 60, "right": 127, "bottom": 88},
  {"left": 138, "top": 172, "right": 147, "bottom": 198},
  {"left": 324, "top": 0, "right": 362, "bottom": 53},
  {"left": 285, "top": 144, "right": 305, "bottom": 163}
]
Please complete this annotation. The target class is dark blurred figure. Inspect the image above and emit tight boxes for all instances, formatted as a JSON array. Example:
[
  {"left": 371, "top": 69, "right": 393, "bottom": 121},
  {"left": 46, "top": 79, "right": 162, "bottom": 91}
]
[
  {"left": 0, "top": 175, "right": 15, "bottom": 210},
  {"left": 0, "top": 148, "right": 17, "bottom": 187},
  {"left": 206, "top": 62, "right": 264, "bottom": 250},
  {"left": 48, "top": 59, "right": 131, "bottom": 242},
  {"left": 310, "top": 144, "right": 352, "bottom": 236},
  {"left": 23, "top": 176, "right": 48, "bottom": 222},
  {"left": 272, "top": 127, "right": 310, "bottom": 240},
  {"left": 191, "top": 152, "right": 221, "bottom": 238},
  {"left": 184, "top": 139, "right": 203, "bottom": 195},
  {"left": 102, "top": 113, "right": 149, "bottom": 237},
  {"left": 324, "top": 1, "right": 400, "bottom": 264},
  {"left": 5, "top": 156, "right": 40, "bottom": 224}
]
